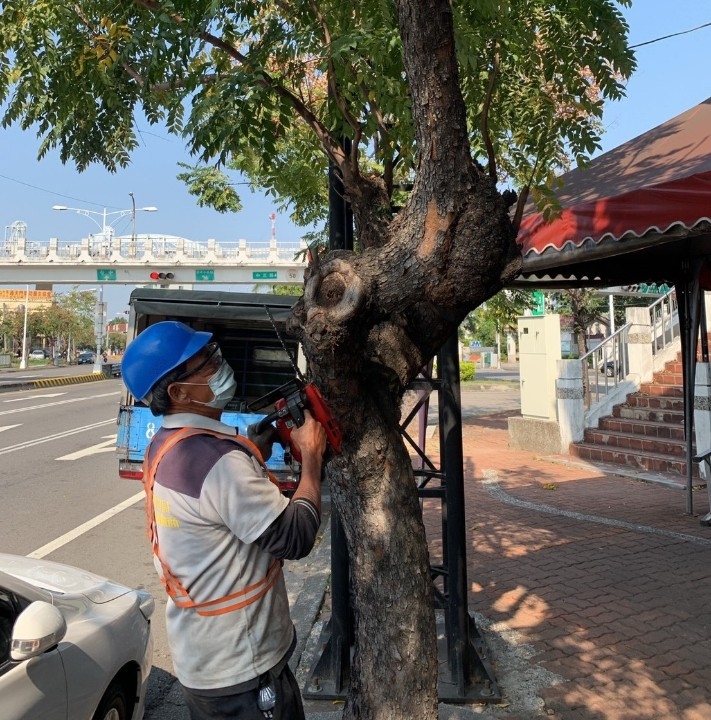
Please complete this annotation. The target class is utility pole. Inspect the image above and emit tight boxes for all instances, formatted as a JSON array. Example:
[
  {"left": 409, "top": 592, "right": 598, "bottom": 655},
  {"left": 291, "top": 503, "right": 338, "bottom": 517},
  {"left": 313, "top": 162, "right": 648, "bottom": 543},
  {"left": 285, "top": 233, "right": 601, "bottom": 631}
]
[{"left": 129, "top": 192, "right": 137, "bottom": 255}]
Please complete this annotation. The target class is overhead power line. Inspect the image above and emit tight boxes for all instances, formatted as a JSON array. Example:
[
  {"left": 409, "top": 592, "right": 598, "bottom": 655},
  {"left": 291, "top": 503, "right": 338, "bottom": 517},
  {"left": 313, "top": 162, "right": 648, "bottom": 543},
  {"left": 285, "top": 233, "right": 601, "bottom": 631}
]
[
  {"left": 0, "top": 172, "right": 117, "bottom": 211},
  {"left": 630, "top": 21, "right": 711, "bottom": 49}
]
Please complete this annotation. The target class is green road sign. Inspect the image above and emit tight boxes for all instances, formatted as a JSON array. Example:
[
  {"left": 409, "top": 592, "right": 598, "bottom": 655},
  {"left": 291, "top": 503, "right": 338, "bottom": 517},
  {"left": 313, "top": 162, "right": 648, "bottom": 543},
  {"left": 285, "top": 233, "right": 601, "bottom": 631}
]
[
  {"left": 252, "top": 271, "right": 278, "bottom": 280},
  {"left": 96, "top": 269, "right": 117, "bottom": 282},
  {"left": 195, "top": 269, "right": 215, "bottom": 281},
  {"left": 531, "top": 290, "right": 545, "bottom": 316}
]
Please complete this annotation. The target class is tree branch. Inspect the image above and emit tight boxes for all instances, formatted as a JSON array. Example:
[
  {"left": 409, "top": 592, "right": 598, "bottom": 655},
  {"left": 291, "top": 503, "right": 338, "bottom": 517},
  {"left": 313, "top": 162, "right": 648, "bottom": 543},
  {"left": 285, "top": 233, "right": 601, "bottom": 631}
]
[
  {"left": 392, "top": 0, "right": 478, "bottom": 217},
  {"left": 511, "top": 140, "right": 547, "bottom": 236},
  {"left": 480, "top": 44, "right": 500, "bottom": 182},
  {"left": 305, "top": 0, "right": 362, "bottom": 136},
  {"left": 511, "top": 184, "right": 530, "bottom": 236},
  {"left": 130, "top": 0, "right": 348, "bottom": 166}
]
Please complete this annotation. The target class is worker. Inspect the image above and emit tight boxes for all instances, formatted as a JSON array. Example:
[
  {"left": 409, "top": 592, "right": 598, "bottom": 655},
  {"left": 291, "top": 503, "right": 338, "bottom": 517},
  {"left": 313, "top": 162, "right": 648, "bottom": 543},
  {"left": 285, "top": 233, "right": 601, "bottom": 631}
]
[{"left": 121, "top": 320, "right": 327, "bottom": 720}]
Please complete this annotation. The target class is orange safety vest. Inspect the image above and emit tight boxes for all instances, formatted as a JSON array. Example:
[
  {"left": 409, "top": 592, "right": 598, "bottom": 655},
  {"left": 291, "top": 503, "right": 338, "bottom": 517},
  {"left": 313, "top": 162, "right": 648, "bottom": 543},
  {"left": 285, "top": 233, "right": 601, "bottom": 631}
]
[{"left": 143, "top": 427, "right": 283, "bottom": 616}]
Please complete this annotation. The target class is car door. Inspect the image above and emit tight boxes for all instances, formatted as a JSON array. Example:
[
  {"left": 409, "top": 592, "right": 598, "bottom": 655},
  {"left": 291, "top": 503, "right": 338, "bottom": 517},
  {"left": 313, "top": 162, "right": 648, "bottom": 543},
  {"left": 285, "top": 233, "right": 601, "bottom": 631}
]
[{"left": 0, "top": 588, "right": 67, "bottom": 720}]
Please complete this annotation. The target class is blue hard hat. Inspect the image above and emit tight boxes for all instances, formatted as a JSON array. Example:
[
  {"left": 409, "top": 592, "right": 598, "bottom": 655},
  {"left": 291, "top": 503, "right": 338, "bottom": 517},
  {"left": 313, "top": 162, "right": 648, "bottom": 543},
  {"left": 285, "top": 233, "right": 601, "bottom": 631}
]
[{"left": 121, "top": 321, "right": 212, "bottom": 401}]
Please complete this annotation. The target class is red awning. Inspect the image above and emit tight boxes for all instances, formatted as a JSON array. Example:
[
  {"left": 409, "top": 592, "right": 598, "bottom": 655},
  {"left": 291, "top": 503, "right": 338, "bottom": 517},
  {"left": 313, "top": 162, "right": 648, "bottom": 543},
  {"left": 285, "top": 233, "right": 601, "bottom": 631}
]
[
  {"left": 518, "top": 170, "right": 711, "bottom": 255},
  {"left": 517, "top": 97, "right": 711, "bottom": 265}
]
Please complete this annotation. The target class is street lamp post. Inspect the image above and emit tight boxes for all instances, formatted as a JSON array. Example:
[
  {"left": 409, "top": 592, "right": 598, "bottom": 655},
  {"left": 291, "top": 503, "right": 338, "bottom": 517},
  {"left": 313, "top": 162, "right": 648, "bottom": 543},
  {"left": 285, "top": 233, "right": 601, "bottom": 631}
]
[
  {"left": 129, "top": 192, "right": 137, "bottom": 257},
  {"left": 52, "top": 200, "right": 157, "bottom": 255},
  {"left": 53, "top": 200, "right": 156, "bottom": 373},
  {"left": 84, "top": 286, "right": 106, "bottom": 374},
  {"left": 18, "top": 284, "right": 29, "bottom": 370},
  {"left": 129, "top": 192, "right": 136, "bottom": 237},
  {"left": 94, "top": 285, "right": 104, "bottom": 374}
]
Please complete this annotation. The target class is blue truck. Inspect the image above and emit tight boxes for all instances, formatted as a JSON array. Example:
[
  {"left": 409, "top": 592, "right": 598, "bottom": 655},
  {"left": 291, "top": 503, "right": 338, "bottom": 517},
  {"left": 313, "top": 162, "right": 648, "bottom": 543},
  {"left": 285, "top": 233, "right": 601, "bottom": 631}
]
[{"left": 115, "top": 288, "right": 303, "bottom": 488}]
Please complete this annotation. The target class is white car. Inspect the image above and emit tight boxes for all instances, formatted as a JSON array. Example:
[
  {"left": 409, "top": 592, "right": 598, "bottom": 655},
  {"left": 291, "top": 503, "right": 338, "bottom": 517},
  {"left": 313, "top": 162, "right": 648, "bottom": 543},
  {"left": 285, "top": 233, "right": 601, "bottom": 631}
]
[{"left": 0, "top": 553, "right": 154, "bottom": 720}]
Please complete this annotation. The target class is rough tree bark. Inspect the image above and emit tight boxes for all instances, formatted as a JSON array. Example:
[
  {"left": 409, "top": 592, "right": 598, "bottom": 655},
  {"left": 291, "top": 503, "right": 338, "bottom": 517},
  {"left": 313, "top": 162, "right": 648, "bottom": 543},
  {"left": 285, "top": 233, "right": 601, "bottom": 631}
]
[{"left": 287, "top": 1, "right": 522, "bottom": 718}]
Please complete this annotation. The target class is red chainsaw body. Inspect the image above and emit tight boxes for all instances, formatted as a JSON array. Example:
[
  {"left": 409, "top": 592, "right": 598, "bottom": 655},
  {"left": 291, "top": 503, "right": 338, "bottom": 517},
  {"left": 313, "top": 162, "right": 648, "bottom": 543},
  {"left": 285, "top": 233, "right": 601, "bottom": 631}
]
[{"left": 273, "top": 382, "right": 343, "bottom": 462}]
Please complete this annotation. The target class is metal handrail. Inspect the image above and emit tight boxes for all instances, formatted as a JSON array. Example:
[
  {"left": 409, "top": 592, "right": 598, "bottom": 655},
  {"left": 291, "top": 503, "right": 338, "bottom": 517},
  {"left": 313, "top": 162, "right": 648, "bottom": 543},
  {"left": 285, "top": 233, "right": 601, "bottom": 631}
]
[
  {"left": 647, "top": 288, "right": 679, "bottom": 355},
  {"left": 580, "top": 323, "right": 631, "bottom": 409}
]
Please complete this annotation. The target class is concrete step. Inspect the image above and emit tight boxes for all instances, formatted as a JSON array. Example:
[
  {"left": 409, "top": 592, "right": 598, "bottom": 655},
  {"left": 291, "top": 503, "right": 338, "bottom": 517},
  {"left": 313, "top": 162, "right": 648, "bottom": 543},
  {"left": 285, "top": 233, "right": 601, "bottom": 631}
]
[
  {"left": 612, "top": 404, "right": 685, "bottom": 424},
  {"left": 652, "top": 371, "right": 683, "bottom": 386},
  {"left": 597, "top": 416, "right": 686, "bottom": 440},
  {"left": 571, "top": 343, "right": 703, "bottom": 482},
  {"left": 570, "top": 443, "right": 698, "bottom": 478},
  {"left": 638, "top": 383, "right": 684, "bottom": 397},
  {"left": 625, "top": 394, "right": 684, "bottom": 411},
  {"left": 583, "top": 428, "right": 687, "bottom": 457}
]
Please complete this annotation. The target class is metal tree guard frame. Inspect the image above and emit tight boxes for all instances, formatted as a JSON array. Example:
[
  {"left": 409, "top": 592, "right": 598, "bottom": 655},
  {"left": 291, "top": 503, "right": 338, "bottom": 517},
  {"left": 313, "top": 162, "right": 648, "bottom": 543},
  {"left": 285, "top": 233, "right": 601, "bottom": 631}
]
[{"left": 303, "top": 338, "right": 499, "bottom": 702}]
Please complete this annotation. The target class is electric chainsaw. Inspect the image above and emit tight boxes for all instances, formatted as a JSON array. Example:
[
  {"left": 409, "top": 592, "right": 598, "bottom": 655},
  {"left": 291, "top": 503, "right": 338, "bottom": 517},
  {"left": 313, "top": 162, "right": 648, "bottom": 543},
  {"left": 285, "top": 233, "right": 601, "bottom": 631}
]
[{"left": 248, "top": 306, "right": 343, "bottom": 463}]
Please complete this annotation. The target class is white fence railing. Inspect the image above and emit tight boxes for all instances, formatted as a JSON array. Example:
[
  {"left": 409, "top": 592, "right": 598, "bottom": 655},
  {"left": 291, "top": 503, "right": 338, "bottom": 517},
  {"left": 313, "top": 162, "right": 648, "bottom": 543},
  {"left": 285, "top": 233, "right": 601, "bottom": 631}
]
[{"left": 0, "top": 235, "right": 309, "bottom": 266}]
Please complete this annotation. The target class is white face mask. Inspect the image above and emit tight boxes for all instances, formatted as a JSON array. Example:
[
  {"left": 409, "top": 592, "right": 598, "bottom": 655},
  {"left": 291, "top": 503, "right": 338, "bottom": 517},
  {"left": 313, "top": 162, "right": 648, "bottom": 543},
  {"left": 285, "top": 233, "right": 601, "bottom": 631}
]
[{"left": 177, "top": 360, "right": 237, "bottom": 409}]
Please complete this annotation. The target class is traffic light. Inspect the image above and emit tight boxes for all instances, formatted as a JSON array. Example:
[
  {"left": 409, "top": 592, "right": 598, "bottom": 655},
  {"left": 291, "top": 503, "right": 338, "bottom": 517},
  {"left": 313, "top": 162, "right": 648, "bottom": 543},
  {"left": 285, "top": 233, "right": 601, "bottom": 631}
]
[{"left": 149, "top": 271, "right": 175, "bottom": 281}]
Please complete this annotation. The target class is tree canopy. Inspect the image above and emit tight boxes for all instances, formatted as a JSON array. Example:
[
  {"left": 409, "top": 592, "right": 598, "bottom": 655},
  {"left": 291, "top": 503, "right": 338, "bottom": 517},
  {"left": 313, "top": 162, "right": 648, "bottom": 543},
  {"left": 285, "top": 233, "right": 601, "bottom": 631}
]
[{"left": 0, "top": 0, "right": 634, "bottom": 231}]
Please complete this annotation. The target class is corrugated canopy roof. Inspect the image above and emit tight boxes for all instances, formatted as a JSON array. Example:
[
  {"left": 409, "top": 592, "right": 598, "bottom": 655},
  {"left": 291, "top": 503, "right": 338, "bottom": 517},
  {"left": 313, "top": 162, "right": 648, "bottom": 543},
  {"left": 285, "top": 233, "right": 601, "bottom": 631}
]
[{"left": 515, "top": 97, "right": 711, "bottom": 286}]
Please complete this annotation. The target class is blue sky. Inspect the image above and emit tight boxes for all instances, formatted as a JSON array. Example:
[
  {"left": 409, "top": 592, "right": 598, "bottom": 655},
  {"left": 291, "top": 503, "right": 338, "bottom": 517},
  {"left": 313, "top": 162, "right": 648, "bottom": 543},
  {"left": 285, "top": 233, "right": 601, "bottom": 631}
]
[
  {"left": 0, "top": 1, "right": 709, "bottom": 313},
  {"left": 598, "top": 2, "right": 710, "bottom": 154}
]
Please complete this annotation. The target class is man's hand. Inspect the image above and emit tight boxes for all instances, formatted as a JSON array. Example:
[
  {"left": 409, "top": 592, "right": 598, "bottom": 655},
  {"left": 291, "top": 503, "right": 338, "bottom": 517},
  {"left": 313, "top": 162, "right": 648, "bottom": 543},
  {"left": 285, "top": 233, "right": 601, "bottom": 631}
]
[
  {"left": 290, "top": 410, "right": 327, "bottom": 460},
  {"left": 247, "top": 422, "right": 280, "bottom": 462},
  {"left": 290, "top": 410, "right": 327, "bottom": 511}
]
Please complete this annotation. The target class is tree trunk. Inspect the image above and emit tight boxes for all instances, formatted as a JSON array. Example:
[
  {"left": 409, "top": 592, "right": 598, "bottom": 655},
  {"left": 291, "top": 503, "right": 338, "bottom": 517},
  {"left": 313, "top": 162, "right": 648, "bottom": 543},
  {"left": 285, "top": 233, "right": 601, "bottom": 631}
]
[
  {"left": 287, "top": 0, "right": 522, "bottom": 716},
  {"left": 291, "top": 209, "right": 518, "bottom": 719},
  {"left": 577, "top": 330, "right": 590, "bottom": 405},
  {"left": 333, "top": 391, "right": 438, "bottom": 720}
]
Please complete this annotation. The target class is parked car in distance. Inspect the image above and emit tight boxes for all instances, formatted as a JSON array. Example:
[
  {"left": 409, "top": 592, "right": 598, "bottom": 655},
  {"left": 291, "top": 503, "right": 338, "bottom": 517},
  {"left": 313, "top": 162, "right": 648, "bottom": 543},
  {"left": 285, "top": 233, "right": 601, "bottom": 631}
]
[
  {"left": 77, "top": 351, "right": 96, "bottom": 364},
  {"left": 598, "top": 359, "right": 622, "bottom": 377},
  {"left": 0, "top": 552, "right": 154, "bottom": 720},
  {"left": 28, "top": 349, "right": 48, "bottom": 359}
]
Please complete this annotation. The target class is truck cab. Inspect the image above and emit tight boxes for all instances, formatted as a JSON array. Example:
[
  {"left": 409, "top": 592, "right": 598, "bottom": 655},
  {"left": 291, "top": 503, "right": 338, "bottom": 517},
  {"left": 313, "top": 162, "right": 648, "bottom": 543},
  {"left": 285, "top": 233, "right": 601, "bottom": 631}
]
[{"left": 116, "top": 288, "right": 302, "bottom": 489}]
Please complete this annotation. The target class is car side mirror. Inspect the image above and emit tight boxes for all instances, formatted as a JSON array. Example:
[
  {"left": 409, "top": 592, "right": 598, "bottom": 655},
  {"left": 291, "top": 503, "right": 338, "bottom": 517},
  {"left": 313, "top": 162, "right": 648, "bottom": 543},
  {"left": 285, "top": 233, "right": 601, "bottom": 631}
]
[{"left": 11, "top": 601, "right": 67, "bottom": 661}]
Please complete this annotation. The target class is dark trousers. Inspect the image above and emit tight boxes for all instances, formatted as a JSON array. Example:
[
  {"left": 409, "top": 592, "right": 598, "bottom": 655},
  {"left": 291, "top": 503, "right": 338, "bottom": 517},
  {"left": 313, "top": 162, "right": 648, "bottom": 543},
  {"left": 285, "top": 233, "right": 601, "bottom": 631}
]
[{"left": 181, "top": 663, "right": 305, "bottom": 720}]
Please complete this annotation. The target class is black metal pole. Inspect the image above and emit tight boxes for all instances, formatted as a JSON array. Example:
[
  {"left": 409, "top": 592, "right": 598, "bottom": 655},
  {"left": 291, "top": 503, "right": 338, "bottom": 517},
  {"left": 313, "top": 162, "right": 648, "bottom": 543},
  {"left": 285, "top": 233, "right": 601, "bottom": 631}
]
[
  {"left": 700, "top": 287, "right": 709, "bottom": 363},
  {"left": 328, "top": 139, "right": 353, "bottom": 252},
  {"left": 329, "top": 510, "right": 350, "bottom": 692},
  {"left": 677, "top": 259, "right": 702, "bottom": 516},
  {"left": 327, "top": 137, "right": 354, "bottom": 685},
  {"left": 438, "top": 333, "right": 470, "bottom": 693}
]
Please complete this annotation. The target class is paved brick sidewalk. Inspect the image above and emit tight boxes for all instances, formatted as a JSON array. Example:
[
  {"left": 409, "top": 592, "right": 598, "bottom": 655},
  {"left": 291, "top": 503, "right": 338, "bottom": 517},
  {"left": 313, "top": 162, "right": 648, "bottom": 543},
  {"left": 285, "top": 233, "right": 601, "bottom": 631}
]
[{"left": 429, "top": 408, "right": 711, "bottom": 719}]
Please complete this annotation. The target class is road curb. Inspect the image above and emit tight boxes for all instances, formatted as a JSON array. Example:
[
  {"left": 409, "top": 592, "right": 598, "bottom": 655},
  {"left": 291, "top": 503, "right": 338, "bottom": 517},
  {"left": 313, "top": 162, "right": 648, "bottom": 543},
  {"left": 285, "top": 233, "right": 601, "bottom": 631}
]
[
  {"left": 0, "top": 373, "right": 110, "bottom": 393},
  {"left": 290, "top": 511, "right": 332, "bottom": 673},
  {"left": 463, "top": 382, "right": 519, "bottom": 392}
]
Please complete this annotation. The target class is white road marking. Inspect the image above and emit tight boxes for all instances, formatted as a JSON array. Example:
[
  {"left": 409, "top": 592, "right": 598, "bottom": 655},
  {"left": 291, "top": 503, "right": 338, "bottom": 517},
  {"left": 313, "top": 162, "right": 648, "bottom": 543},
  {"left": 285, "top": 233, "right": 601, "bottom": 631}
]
[
  {"left": 3, "top": 393, "right": 67, "bottom": 402},
  {"left": 27, "top": 492, "right": 145, "bottom": 559},
  {"left": 0, "top": 424, "right": 22, "bottom": 433},
  {"left": 57, "top": 434, "right": 118, "bottom": 460},
  {"left": 0, "top": 419, "right": 115, "bottom": 455},
  {"left": 0, "top": 391, "right": 119, "bottom": 416}
]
